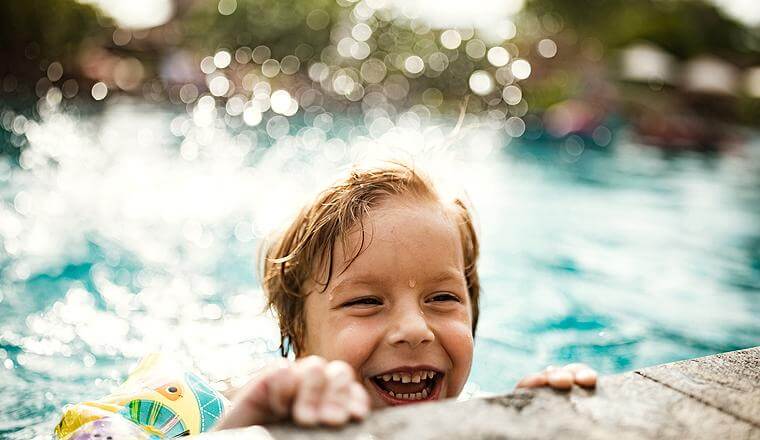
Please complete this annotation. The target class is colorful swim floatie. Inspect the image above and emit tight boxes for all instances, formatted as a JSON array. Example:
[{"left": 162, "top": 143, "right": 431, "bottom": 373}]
[{"left": 54, "top": 353, "right": 229, "bottom": 439}]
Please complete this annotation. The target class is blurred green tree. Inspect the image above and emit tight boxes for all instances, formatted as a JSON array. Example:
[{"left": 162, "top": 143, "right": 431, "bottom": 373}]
[
  {"left": 525, "top": 0, "right": 759, "bottom": 61},
  {"left": 181, "top": 0, "right": 337, "bottom": 58},
  {"left": 0, "top": 0, "right": 105, "bottom": 76}
]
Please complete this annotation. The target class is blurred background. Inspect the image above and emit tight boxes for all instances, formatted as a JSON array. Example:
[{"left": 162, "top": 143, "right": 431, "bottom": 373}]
[{"left": 0, "top": 0, "right": 759, "bottom": 437}]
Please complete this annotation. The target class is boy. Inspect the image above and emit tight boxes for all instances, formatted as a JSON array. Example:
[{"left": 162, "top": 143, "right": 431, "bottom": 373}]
[{"left": 214, "top": 163, "right": 597, "bottom": 431}]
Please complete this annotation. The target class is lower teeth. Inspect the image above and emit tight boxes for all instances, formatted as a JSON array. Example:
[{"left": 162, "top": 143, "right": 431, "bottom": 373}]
[{"left": 388, "top": 388, "right": 430, "bottom": 400}]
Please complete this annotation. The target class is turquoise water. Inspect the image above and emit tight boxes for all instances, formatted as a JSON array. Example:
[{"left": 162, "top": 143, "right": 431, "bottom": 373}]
[{"left": 0, "top": 102, "right": 758, "bottom": 437}]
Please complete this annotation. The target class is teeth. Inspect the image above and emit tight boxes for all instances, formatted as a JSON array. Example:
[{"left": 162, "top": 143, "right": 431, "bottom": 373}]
[
  {"left": 376, "top": 370, "right": 440, "bottom": 384},
  {"left": 385, "top": 389, "right": 431, "bottom": 401}
]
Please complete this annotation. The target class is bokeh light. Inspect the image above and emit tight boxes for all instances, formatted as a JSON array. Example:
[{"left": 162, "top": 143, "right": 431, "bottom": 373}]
[
  {"left": 87, "top": 0, "right": 174, "bottom": 29},
  {"left": 91, "top": 82, "right": 108, "bottom": 100},
  {"left": 510, "top": 59, "right": 531, "bottom": 80},
  {"left": 502, "top": 84, "right": 522, "bottom": 105},
  {"left": 487, "top": 47, "right": 510, "bottom": 67},
  {"left": 218, "top": 0, "right": 237, "bottom": 15},
  {"left": 469, "top": 70, "right": 494, "bottom": 95},
  {"left": 214, "top": 50, "right": 232, "bottom": 69},
  {"left": 2, "top": 0, "right": 760, "bottom": 436},
  {"left": 537, "top": 38, "right": 558, "bottom": 58},
  {"left": 404, "top": 56, "right": 425, "bottom": 75},
  {"left": 440, "top": 30, "right": 462, "bottom": 49}
]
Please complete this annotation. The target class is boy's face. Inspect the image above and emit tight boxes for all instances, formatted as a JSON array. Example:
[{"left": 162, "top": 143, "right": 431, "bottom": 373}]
[{"left": 301, "top": 197, "right": 474, "bottom": 408}]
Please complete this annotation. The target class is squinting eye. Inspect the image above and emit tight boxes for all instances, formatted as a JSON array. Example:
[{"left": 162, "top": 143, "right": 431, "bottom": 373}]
[
  {"left": 343, "top": 297, "right": 382, "bottom": 307},
  {"left": 431, "top": 293, "right": 460, "bottom": 302}
]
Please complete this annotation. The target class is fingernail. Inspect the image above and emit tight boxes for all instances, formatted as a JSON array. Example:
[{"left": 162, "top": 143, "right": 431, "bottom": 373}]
[{"left": 576, "top": 369, "right": 597, "bottom": 384}]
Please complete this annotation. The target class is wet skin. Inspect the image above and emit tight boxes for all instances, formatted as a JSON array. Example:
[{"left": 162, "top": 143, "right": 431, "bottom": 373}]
[
  {"left": 301, "top": 196, "right": 473, "bottom": 408},
  {"left": 214, "top": 197, "right": 598, "bottom": 430}
]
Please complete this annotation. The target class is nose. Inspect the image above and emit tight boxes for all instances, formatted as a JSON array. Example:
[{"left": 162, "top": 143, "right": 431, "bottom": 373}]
[{"left": 387, "top": 304, "right": 435, "bottom": 349}]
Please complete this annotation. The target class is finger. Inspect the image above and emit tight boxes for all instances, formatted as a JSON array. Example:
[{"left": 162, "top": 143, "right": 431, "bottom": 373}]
[
  {"left": 347, "top": 382, "right": 370, "bottom": 420},
  {"left": 562, "top": 363, "right": 589, "bottom": 374},
  {"left": 266, "top": 364, "right": 299, "bottom": 418},
  {"left": 293, "top": 356, "right": 328, "bottom": 427},
  {"left": 515, "top": 372, "right": 548, "bottom": 388},
  {"left": 214, "top": 374, "right": 271, "bottom": 430},
  {"left": 547, "top": 369, "right": 573, "bottom": 389},
  {"left": 318, "top": 361, "right": 354, "bottom": 426},
  {"left": 574, "top": 368, "right": 598, "bottom": 388}
]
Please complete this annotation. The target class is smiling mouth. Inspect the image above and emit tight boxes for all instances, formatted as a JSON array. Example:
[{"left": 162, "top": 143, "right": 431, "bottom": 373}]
[{"left": 370, "top": 369, "right": 442, "bottom": 403}]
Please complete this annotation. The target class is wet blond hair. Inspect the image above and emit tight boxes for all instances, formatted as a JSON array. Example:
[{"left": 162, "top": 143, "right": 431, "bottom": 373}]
[{"left": 261, "top": 163, "right": 480, "bottom": 356}]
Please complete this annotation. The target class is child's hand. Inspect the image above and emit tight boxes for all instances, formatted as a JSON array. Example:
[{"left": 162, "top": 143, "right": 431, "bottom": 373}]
[
  {"left": 213, "top": 356, "right": 370, "bottom": 430},
  {"left": 515, "top": 363, "right": 597, "bottom": 390}
]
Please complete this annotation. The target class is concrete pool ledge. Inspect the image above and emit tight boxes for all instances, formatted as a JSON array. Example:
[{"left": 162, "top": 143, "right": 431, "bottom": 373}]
[{"left": 201, "top": 346, "right": 760, "bottom": 439}]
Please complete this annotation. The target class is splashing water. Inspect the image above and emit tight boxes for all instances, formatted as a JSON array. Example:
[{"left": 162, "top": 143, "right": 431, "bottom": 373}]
[{"left": 0, "top": 99, "right": 758, "bottom": 438}]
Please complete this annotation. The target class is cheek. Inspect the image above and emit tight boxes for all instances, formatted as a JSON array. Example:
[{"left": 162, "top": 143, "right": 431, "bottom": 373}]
[
  {"left": 444, "top": 322, "right": 474, "bottom": 367},
  {"left": 308, "top": 316, "right": 382, "bottom": 371},
  {"left": 435, "top": 316, "right": 474, "bottom": 396}
]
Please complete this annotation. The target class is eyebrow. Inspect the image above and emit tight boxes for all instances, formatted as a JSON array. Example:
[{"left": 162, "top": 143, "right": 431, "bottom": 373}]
[
  {"left": 425, "top": 269, "right": 465, "bottom": 285},
  {"left": 329, "top": 275, "right": 387, "bottom": 297},
  {"left": 328, "top": 269, "right": 464, "bottom": 298}
]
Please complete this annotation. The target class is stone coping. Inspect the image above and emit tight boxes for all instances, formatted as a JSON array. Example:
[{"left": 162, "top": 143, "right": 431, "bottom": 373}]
[{"left": 200, "top": 346, "right": 760, "bottom": 439}]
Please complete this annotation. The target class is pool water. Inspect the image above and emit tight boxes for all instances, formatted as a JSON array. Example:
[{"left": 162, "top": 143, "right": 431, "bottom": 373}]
[{"left": 0, "top": 101, "right": 758, "bottom": 438}]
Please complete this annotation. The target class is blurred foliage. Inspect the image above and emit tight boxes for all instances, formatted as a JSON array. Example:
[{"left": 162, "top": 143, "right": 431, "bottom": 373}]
[
  {"left": 178, "top": 0, "right": 490, "bottom": 111},
  {"left": 0, "top": 0, "right": 106, "bottom": 71},
  {"left": 737, "top": 96, "right": 760, "bottom": 123},
  {"left": 521, "top": 0, "right": 760, "bottom": 127},
  {"left": 1, "top": 0, "right": 760, "bottom": 132},
  {"left": 523, "top": 71, "right": 583, "bottom": 111},
  {"left": 182, "top": 0, "right": 336, "bottom": 58},
  {"left": 525, "top": 0, "right": 760, "bottom": 62}
]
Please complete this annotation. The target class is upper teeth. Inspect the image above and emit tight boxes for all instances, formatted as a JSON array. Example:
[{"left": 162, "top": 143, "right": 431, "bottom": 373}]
[{"left": 377, "top": 370, "right": 437, "bottom": 382}]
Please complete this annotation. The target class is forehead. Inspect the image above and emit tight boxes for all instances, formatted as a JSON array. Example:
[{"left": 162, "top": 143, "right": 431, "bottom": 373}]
[{"left": 331, "top": 196, "right": 465, "bottom": 282}]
